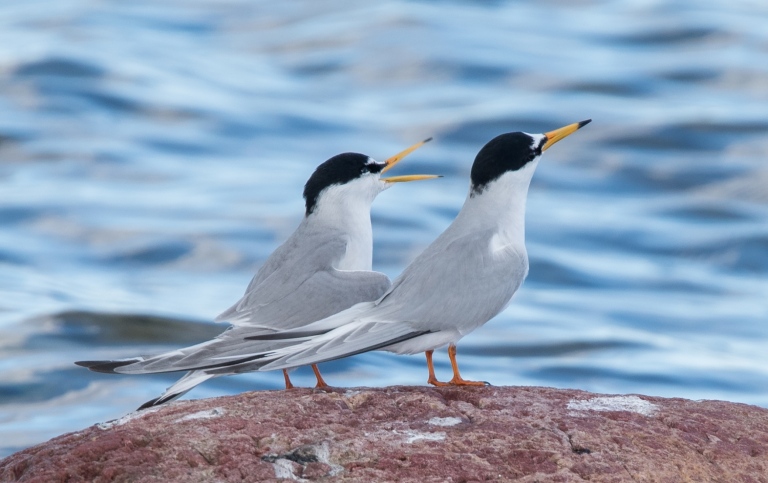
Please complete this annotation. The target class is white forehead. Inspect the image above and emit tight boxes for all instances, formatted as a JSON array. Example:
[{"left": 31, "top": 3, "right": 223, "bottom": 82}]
[
  {"left": 366, "top": 156, "right": 387, "bottom": 170},
  {"left": 525, "top": 133, "right": 546, "bottom": 149}
]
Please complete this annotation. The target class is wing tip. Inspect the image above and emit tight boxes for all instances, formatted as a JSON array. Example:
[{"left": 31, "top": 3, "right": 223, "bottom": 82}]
[
  {"left": 75, "top": 359, "right": 140, "bottom": 374},
  {"left": 137, "top": 394, "right": 182, "bottom": 410},
  {"left": 264, "top": 329, "right": 433, "bottom": 371},
  {"left": 245, "top": 330, "right": 318, "bottom": 341},
  {"left": 137, "top": 397, "right": 163, "bottom": 411}
]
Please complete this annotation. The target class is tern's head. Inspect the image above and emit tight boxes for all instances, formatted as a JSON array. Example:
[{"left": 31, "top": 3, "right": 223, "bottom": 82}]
[
  {"left": 303, "top": 139, "right": 438, "bottom": 216},
  {"left": 470, "top": 120, "right": 591, "bottom": 196}
]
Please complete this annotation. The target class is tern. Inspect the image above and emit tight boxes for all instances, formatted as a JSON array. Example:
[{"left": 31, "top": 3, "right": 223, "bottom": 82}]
[
  {"left": 76, "top": 140, "right": 438, "bottom": 408},
  {"left": 223, "top": 120, "right": 591, "bottom": 385}
]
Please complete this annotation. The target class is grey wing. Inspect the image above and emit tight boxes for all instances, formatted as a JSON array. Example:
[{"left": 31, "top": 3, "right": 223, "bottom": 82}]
[
  {"left": 248, "top": 229, "right": 529, "bottom": 371},
  {"left": 102, "top": 325, "right": 305, "bottom": 374},
  {"left": 214, "top": 230, "right": 321, "bottom": 326},
  {"left": 89, "top": 269, "right": 391, "bottom": 375},
  {"left": 216, "top": 229, "right": 388, "bottom": 329},
  {"left": 214, "top": 222, "right": 337, "bottom": 325},
  {"left": 374, "top": 227, "right": 529, "bottom": 335},
  {"left": 250, "top": 319, "right": 429, "bottom": 373},
  {"left": 217, "top": 267, "right": 391, "bottom": 329}
]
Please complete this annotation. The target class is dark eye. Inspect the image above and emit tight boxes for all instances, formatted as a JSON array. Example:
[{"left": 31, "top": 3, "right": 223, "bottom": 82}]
[{"left": 366, "top": 162, "right": 385, "bottom": 174}]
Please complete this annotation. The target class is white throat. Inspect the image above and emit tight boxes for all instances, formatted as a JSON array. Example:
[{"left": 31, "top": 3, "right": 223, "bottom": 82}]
[
  {"left": 457, "top": 158, "right": 540, "bottom": 251},
  {"left": 306, "top": 175, "right": 387, "bottom": 271}
]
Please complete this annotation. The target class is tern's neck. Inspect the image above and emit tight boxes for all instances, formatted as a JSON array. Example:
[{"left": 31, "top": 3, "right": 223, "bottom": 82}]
[
  {"left": 304, "top": 187, "right": 375, "bottom": 270},
  {"left": 455, "top": 161, "right": 538, "bottom": 248}
]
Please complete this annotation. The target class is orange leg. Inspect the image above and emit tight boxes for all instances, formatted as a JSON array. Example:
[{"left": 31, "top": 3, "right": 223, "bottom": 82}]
[
  {"left": 445, "top": 344, "right": 488, "bottom": 386},
  {"left": 312, "top": 364, "right": 329, "bottom": 389},
  {"left": 426, "top": 349, "right": 450, "bottom": 386},
  {"left": 283, "top": 369, "right": 295, "bottom": 389},
  {"left": 426, "top": 345, "right": 488, "bottom": 387}
]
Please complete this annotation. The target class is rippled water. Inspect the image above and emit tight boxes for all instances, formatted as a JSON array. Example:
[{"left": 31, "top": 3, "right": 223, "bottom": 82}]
[{"left": 2, "top": 0, "right": 768, "bottom": 457}]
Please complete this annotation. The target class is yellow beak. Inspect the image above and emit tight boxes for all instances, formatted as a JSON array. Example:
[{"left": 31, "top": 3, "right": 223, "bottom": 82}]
[
  {"left": 379, "top": 137, "right": 440, "bottom": 183},
  {"left": 383, "top": 174, "right": 442, "bottom": 184},
  {"left": 381, "top": 137, "right": 433, "bottom": 173},
  {"left": 542, "top": 119, "right": 591, "bottom": 152}
]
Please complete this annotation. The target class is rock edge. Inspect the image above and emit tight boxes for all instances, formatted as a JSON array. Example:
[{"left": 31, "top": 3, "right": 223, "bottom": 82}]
[{"left": 2, "top": 386, "right": 767, "bottom": 482}]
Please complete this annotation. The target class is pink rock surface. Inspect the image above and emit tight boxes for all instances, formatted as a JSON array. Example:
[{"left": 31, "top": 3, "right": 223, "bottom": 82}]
[{"left": 2, "top": 386, "right": 768, "bottom": 482}]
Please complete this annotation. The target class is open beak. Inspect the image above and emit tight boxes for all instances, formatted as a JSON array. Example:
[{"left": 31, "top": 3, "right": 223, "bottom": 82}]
[
  {"left": 381, "top": 137, "right": 433, "bottom": 173},
  {"left": 383, "top": 174, "right": 442, "bottom": 184},
  {"left": 380, "top": 137, "right": 440, "bottom": 183},
  {"left": 541, "top": 119, "right": 591, "bottom": 152}
]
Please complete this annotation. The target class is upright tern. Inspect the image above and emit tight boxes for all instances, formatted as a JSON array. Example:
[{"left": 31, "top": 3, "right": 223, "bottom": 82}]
[
  {"left": 227, "top": 120, "right": 592, "bottom": 385},
  {"left": 76, "top": 140, "right": 438, "bottom": 407}
]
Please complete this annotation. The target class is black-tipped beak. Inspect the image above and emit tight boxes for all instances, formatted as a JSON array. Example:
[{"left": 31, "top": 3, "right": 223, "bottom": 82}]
[
  {"left": 541, "top": 119, "right": 591, "bottom": 152},
  {"left": 381, "top": 137, "right": 433, "bottom": 173}
]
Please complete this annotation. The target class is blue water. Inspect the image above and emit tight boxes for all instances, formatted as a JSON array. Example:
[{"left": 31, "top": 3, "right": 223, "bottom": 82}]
[{"left": 2, "top": 0, "right": 768, "bottom": 457}]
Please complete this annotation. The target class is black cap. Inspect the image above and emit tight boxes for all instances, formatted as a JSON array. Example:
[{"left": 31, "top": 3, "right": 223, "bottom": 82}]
[
  {"left": 470, "top": 132, "right": 540, "bottom": 195},
  {"left": 303, "top": 152, "right": 383, "bottom": 215}
]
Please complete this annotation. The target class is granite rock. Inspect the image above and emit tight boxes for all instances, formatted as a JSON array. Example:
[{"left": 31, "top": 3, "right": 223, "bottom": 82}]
[{"left": 2, "top": 386, "right": 768, "bottom": 482}]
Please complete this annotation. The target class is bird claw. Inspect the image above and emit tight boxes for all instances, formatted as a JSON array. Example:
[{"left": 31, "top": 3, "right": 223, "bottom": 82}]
[
  {"left": 428, "top": 379, "right": 451, "bottom": 387},
  {"left": 429, "top": 378, "right": 490, "bottom": 387},
  {"left": 452, "top": 380, "right": 489, "bottom": 387}
]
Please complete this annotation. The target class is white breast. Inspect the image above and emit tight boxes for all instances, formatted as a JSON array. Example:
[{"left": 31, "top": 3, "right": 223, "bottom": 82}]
[
  {"left": 336, "top": 228, "right": 373, "bottom": 271},
  {"left": 308, "top": 179, "right": 379, "bottom": 272}
]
